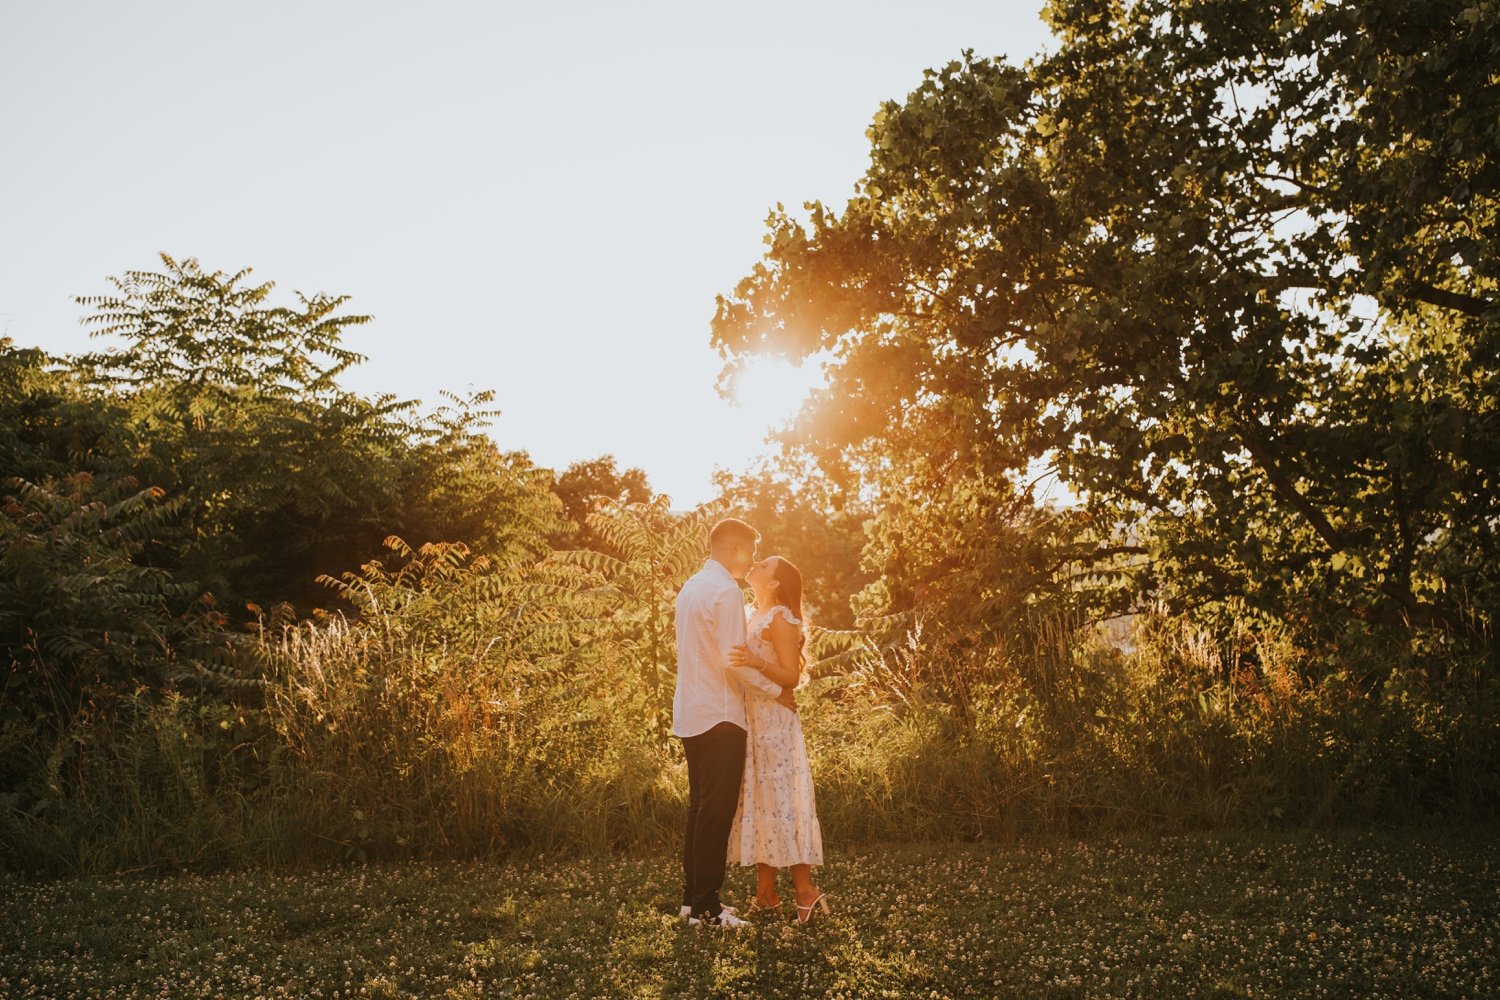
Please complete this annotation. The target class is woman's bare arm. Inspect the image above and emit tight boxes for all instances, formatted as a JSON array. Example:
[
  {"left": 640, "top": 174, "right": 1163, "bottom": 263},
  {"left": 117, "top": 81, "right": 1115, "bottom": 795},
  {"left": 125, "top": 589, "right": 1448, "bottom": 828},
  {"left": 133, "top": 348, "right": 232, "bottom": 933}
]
[{"left": 753, "top": 614, "right": 802, "bottom": 688}]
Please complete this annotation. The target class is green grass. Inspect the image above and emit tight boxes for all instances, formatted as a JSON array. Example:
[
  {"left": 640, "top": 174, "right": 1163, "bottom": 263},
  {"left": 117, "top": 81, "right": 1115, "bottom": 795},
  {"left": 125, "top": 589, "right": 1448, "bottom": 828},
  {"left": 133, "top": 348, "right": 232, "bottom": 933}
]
[{"left": 2, "top": 826, "right": 1496, "bottom": 999}]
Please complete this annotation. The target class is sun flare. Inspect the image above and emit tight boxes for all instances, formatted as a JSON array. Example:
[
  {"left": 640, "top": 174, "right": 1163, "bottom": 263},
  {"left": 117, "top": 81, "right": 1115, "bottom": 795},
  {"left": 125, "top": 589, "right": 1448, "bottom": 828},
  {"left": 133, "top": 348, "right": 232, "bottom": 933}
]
[{"left": 727, "top": 355, "right": 827, "bottom": 429}]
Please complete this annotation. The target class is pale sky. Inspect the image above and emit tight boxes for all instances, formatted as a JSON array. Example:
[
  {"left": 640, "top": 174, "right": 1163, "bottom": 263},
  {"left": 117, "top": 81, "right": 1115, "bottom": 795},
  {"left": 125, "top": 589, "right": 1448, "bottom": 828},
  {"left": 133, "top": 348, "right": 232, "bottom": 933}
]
[{"left": 0, "top": 1, "right": 1053, "bottom": 506}]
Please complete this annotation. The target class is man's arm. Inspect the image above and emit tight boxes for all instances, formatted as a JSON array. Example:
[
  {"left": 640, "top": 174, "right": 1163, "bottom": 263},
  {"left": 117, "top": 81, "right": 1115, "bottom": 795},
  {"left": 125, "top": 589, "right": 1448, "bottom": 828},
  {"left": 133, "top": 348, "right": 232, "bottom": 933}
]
[{"left": 712, "top": 585, "right": 783, "bottom": 700}]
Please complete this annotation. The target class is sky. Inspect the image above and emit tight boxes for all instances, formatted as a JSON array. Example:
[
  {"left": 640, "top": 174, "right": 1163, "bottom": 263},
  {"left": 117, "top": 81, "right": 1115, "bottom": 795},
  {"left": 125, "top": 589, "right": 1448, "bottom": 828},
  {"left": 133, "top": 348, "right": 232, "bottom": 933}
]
[{"left": 0, "top": 1, "right": 1054, "bottom": 507}]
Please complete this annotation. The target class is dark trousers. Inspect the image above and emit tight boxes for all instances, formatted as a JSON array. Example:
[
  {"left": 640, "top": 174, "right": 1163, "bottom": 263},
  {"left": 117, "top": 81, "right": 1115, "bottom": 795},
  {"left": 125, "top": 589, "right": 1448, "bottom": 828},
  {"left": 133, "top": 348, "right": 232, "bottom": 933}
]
[{"left": 680, "top": 720, "right": 747, "bottom": 918}]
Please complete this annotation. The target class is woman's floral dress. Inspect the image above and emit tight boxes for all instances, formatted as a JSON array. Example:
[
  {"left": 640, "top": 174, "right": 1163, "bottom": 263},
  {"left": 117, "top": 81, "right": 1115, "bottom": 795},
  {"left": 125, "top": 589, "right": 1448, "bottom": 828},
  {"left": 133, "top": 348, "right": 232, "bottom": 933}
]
[{"left": 727, "top": 604, "right": 824, "bottom": 868}]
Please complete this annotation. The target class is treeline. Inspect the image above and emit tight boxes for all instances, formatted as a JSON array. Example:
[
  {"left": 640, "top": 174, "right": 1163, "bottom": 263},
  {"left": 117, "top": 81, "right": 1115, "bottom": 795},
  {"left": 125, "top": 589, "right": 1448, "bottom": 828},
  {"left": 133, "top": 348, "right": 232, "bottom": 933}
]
[
  {"left": 0, "top": 258, "right": 615, "bottom": 720},
  {"left": 0, "top": 255, "right": 874, "bottom": 870}
]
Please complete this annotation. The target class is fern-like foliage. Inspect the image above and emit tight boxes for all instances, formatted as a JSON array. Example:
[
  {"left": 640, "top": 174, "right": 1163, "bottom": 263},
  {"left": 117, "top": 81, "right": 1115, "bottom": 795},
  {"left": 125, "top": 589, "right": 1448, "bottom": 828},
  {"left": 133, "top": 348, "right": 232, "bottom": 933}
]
[
  {"left": 74, "top": 252, "right": 370, "bottom": 398},
  {"left": 304, "top": 532, "right": 594, "bottom": 674},
  {"left": 0, "top": 472, "right": 253, "bottom": 736},
  {"left": 532, "top": 495, "right": 734, "bottom": 736},
  {"left": 59, "top": 254, "right": 432, "bottom": 610}
]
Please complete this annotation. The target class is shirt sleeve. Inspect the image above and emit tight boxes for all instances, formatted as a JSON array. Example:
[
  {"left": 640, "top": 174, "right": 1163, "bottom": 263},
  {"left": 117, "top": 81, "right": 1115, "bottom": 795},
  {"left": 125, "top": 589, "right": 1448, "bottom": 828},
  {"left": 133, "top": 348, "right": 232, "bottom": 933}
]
[{"left": 712, "top": 584, "right": 783, "bottom": 700}]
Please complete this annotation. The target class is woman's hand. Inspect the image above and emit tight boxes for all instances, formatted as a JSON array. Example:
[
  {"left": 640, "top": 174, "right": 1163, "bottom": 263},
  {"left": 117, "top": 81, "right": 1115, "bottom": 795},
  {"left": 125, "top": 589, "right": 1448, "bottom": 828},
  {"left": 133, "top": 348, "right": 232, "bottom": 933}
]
[{"left": 729, "top": 644, "right": 763, "bottom": 671}]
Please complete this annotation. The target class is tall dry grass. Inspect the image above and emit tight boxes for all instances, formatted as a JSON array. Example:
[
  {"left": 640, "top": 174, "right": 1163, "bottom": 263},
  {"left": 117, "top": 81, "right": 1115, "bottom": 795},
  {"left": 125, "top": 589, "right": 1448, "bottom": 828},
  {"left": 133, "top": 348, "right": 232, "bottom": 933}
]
[
  {"left": 259, "top": 609, "right": 683, "bottom": 861},
  {"left": 804, "top": 608, "right": 1499, "bottom": 842},
  {"left": 4, "top": 586, "right": 1495, "bottom": 874}
]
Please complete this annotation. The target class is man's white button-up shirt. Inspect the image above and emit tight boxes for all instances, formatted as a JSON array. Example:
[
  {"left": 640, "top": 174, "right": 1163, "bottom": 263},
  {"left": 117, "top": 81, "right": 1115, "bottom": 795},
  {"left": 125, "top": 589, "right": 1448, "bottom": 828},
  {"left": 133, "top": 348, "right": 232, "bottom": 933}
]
[{"left": 672, "top": 557, "right": 784, "bottom": 738}]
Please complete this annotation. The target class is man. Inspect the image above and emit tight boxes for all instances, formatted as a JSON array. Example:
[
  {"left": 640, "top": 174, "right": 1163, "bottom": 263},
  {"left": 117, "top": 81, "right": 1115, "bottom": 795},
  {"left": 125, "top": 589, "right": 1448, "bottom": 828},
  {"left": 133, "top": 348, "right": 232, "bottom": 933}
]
[{"left": 673, "top": 517, "right": 796, "bottom": 928}]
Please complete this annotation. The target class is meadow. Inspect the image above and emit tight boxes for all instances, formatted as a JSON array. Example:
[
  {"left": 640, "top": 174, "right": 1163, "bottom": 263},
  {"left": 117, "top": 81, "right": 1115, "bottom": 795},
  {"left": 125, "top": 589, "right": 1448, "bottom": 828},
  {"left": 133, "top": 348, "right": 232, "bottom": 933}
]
[{"left": 3, "top": 826, "right": 1495, "bottom": 999}]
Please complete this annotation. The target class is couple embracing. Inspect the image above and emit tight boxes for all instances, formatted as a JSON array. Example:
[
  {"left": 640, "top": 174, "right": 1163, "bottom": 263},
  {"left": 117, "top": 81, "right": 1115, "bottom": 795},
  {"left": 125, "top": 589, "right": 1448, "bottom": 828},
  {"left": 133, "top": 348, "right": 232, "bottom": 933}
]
[{"left": 673, "top": 517, "right": 829, "bottom": 928}]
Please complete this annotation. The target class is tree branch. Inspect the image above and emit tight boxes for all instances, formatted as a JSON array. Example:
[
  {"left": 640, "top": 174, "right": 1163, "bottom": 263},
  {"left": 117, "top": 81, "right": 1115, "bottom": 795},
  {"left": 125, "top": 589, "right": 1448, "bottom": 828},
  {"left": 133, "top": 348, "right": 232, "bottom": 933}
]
[
  {"left": 1408, "top": 281, "right": 1495, "bottom": 317},
  {"left": 1233, "top": 418, "right": 1460, "bottom": 630},
  {"left": 1232, "top": 419, "right": 1348, "bottom": 552},
  {"left": 1261, "top": 271, "right": 1494, "bottom": 318}
]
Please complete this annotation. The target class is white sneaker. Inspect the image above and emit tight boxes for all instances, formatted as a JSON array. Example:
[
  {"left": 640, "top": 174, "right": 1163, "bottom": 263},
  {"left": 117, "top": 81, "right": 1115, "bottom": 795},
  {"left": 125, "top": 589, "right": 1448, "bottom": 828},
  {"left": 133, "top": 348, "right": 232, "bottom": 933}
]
[
  {"left": 688, "top": 909, "right": 749, "bottom": 929},
  {"left": 681, "top": 904, "right": 737, "bottom": 920}
]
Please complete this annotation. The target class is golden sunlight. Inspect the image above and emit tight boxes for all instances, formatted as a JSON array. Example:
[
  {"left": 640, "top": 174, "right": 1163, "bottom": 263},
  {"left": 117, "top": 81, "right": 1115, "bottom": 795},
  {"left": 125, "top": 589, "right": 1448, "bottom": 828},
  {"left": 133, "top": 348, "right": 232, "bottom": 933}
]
[{"left": 727, "top": 355, "right": 827, "bottom": 428}]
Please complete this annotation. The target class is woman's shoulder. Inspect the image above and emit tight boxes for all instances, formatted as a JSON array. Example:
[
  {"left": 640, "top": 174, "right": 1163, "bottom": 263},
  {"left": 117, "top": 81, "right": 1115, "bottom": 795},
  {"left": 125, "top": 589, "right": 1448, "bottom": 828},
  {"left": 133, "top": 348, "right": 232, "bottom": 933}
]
[
  {"left": 749, "top": 603, "right": 802, "bottom": 629},
  {"left": 763, "top": 604, "right": 803, "bottom": 629}
]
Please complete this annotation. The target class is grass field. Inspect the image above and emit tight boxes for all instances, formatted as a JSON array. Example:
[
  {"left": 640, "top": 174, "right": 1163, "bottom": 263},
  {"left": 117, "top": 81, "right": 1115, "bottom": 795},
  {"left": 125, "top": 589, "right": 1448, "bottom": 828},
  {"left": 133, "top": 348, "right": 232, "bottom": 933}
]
[{"left": 2, "top": 826, "right": 1496, "bottom": 999}]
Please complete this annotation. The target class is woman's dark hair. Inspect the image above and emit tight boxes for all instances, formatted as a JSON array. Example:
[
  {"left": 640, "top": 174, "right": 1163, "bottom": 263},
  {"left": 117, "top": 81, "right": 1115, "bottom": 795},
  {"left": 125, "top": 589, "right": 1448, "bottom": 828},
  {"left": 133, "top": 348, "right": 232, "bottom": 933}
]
[{"left": 771, "top": 555, "right": 809, "bottom": 668}]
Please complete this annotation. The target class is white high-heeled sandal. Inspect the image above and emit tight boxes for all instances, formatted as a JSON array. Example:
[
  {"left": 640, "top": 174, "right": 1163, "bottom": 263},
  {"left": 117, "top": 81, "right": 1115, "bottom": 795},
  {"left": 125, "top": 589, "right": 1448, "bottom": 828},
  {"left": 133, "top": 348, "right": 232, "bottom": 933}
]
[{"left": 795, "top": 892, "right": 830, "bottom": 925}]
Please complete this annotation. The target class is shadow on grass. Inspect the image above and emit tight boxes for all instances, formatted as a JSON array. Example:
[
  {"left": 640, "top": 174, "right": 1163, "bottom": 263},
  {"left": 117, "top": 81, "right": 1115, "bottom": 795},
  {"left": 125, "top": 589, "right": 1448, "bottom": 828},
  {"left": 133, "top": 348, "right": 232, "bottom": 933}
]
[{"left": 659, "top": 908, "right": 841, "bottom": 997}]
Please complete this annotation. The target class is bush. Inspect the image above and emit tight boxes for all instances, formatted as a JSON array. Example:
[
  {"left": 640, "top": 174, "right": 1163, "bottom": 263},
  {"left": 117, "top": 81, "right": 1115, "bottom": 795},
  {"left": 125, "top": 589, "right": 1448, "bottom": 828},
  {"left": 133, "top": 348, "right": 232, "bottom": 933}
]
[{"left": 4, "top": 506, "right": 1496, "bottom": 875}]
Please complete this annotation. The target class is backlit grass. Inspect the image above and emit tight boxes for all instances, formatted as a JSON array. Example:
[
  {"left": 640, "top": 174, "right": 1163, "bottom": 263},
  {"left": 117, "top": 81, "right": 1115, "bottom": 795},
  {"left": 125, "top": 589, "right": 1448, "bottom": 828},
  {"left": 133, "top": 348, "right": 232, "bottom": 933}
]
[{"left": 2, "top": 826, "right": 1495, "bottom": 998}]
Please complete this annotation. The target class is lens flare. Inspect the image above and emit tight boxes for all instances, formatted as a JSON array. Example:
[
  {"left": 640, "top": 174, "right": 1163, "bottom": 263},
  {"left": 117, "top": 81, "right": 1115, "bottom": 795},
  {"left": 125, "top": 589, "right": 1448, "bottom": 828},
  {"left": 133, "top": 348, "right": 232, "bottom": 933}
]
[{"left": 728, "top": 356, "right": 826, "bottom": 428}]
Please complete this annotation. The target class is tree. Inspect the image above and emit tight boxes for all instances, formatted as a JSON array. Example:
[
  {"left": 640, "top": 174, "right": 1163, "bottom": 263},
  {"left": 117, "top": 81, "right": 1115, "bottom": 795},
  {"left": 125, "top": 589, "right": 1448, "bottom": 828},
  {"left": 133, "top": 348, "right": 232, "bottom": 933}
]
[
  {"left": 711, "top": 1, "right": 1499, "bottom": 650},
  {"left": 543, "top": 495, "right": 729, "bottom": 738},
  {"left": 72, "top": 253, "right": 419, "bottom": 610},
  {"left": 548, "top": 456, "right": 653, "bottom": 554},
  {"left": 393, "top": 388, "right": 565, "bottom": 568},
  {"left": 711, "top": 455, "right": 873, "bottom": 629}
]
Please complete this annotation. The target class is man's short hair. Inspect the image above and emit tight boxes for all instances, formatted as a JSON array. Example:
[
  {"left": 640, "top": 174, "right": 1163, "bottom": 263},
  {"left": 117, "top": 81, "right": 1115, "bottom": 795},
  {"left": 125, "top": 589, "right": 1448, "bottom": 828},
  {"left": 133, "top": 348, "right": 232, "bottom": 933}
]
[{"left": 710, "top": 517, "right": 760, "bottom": 549}]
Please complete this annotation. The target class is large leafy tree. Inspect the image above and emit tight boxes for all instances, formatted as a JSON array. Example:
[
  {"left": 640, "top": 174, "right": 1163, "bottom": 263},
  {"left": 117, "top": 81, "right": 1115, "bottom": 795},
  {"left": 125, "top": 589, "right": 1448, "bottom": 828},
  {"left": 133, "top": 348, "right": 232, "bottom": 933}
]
[{"left": 712, "top": 0, "right": 1499, "bottom": 646}]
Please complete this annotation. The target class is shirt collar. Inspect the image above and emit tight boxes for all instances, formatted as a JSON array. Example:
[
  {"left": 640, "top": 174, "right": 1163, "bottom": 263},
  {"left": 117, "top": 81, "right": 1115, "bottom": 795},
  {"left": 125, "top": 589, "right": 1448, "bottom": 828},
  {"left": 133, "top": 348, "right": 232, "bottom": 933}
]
[{"left": 703, "top": 557, "right": 736, "bottom": 584}]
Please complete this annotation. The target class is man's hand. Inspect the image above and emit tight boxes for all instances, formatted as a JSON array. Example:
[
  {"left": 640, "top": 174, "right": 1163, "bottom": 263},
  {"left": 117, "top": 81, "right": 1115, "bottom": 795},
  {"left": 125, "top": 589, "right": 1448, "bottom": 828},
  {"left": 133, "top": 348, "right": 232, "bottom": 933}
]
[
  {"left": 729, "top": 644, "right": 760, "bottom": 670},
  {"left": 775, "top": 687, "right": 798, "bottom": 713}
]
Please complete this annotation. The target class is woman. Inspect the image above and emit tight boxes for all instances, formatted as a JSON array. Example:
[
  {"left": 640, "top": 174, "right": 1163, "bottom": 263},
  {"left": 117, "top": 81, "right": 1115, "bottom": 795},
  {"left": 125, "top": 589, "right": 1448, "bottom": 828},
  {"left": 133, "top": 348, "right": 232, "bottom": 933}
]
[{"left": 726, "top": 554, "right": 830, "bottom": 925}]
